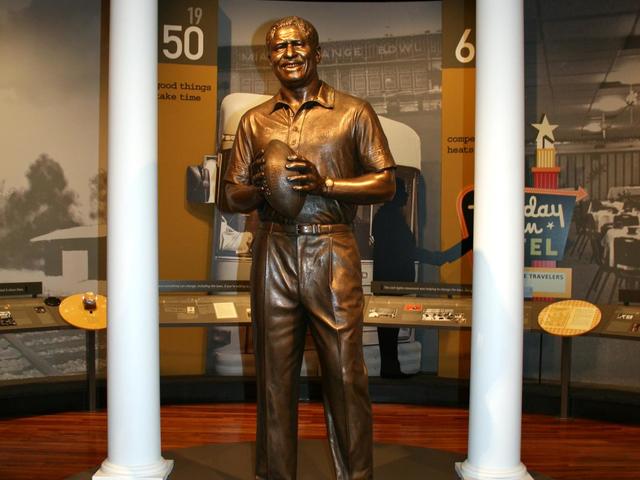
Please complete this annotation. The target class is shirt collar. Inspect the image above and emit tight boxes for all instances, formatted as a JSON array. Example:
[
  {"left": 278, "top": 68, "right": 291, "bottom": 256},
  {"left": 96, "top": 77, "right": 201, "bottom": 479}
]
[{"left": 271, "top": 81, "right": 335, "bottom": 113}]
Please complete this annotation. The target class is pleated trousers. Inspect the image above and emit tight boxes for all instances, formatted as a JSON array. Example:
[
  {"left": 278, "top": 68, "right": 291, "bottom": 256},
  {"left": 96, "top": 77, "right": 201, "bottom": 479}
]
[{"left": 251, "top": 226, "right": 373, "bottom": 480}]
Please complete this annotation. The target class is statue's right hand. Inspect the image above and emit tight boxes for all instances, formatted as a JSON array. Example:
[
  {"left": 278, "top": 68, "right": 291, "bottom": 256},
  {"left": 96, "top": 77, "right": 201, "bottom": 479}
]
[{"left": 250, "top": 150, "right": 267, "bottom": 195}]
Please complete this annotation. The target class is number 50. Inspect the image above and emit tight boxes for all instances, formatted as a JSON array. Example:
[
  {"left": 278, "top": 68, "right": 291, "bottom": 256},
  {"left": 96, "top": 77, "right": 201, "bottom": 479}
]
[{"left": 162, "top": 24, "right": 204, "bottom": 61}]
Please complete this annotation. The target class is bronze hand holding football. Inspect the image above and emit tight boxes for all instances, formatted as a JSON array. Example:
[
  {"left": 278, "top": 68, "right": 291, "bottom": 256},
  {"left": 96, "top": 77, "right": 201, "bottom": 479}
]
[
  {"left": 285, "top": 155, "right": 324, "bottom": 194},
  {"left": 262, "top": 139, "right": 307, "bottom": 218},
  {"left": 250, "top": 150, "right": 268, "bottom": 196}
]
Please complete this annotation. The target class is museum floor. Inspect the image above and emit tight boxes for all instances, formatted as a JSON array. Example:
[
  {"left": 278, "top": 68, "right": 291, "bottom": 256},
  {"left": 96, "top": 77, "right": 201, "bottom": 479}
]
[{"left": 0, "top": 403, "right": 638, "bottom": 480}]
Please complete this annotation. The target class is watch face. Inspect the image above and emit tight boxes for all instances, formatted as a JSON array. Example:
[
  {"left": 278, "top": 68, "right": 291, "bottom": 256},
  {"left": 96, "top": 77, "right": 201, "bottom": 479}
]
[{"left": 323, "top": 177, "right": 334, "bottom": 194}]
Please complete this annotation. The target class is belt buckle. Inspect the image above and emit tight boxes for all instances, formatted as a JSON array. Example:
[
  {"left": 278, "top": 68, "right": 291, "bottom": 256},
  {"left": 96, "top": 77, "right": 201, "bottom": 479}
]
[{"left": 296, "top": 224, "right": 321, "bottom": 235}]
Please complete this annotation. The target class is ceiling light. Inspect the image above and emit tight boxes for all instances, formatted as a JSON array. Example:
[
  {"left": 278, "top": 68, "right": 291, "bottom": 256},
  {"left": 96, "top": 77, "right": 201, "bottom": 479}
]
[
  {"left": 593, "top": 95, "right": 627, "bottom": 112},
  {"left": 609, "top": 60, "right": 639, "bottom": 85}
]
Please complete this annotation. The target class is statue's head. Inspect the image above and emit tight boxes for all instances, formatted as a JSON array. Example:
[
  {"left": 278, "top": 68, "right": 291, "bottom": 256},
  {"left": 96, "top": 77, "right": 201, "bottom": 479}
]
[
  {"left": 266, "top": 16, "right": 319, "bottom": 51},
  {"left": 266, "top": 16, "right": 321, "bottom": 89}
]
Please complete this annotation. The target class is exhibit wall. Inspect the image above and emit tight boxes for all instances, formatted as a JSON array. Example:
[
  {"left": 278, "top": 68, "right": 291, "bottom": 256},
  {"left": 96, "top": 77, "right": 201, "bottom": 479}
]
[
  {"left": 207, "top": 0, "right": 443, "bottom": 377},
  {"left": 157, "top": 0, "right": 218, "bottom": 281},
  {"left": 0, "top": 0, "right": 104, "bottom": 381},
  {"left": 156, "top": 0, "right": 219, "bottom": 374},
  {"left": 439, "top": 0, "right": 475, "bottom": 286},
  {"left": 521, "top": 0, "right": 640, "bottom": 388},
  {"left": 0, "top": 0, "right": 103, "bottom": 296},
  {"left": 205, "top": 0, "right": 640, "bottom": 386},
  {"left": 524, "top": 1, "right": 640, "bottom": 302},
  {"left": 0, "top": 0, "right": 638, "bottom": 388},
  {"left": 434, "top": 0, "right": 640, "bottom": 383},
  {"left": 0, "top": 0, "right": 221, "bottom": 378},
  {"left": 436, "top": 0, "right": 475, "bottom": 377},
  {"left": 214, "top": 0, "right": 442, "bottom": 280}
]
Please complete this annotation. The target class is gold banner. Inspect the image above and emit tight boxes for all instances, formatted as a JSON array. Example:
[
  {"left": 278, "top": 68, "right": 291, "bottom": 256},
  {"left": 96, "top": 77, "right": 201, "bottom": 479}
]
[
  {"left": 158, "top": 63, "right": 217, "bottom": 280},
  {"left": 440, "top": 68, "right": 475, "bottom": 285}
]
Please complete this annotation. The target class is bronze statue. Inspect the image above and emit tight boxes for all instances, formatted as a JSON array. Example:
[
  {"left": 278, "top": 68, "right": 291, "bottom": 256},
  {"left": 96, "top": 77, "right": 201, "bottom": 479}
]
[{"left": 224, "top": 16, "right": 396, "bottom": 480}]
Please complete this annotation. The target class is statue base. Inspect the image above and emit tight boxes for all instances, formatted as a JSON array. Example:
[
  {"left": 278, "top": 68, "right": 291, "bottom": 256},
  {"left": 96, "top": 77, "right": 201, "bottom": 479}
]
[{"left": 68, "top": 440, "right": 553, "bottom": 480}]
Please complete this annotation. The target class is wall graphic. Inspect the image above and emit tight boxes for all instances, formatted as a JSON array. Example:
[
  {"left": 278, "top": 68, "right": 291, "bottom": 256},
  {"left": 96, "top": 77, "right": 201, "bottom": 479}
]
[
  {"left": 157, "top": 0, "right": 219, "bottom": 375},
  {"left": 207, "top": 0, "right": 442, "bottom": 376},
  {"left": 439, "top": 0, "right": 475, "bottom": 288},
  {"left": 0, "top": 0, "right": 103, "bottom": 381},
  {"left": 525, "top": 0, "right": 640, "bottom": 304},
  {"left": 440, "top": 0, "right": 640, "bottom": 305},
  {"left": 157, "top": 0, "right": 218, "bottom": 285},
  {"left": 0, "top": 0, "right": 104, "bottom": 294},
  {"left": 0, "top": 1, "right": 637, "bottom": 386},
  {"left": 0, "top": 0, "right": 103, "bottom": 297},
  {"left": 436, "top": 0, "right": 640, "bottom": 385},
  {"left": 214, "top": 0, "right": 442, "bottom": 279}
]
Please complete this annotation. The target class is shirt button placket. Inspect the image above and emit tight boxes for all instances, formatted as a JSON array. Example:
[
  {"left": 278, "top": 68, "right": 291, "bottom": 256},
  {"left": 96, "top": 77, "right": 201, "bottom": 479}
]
[
  {"left": 291, "top": 119, "right": 301, "bottom": 150},
  {"left": 292, "top": 108, "right": 309, "bottom": 151}
]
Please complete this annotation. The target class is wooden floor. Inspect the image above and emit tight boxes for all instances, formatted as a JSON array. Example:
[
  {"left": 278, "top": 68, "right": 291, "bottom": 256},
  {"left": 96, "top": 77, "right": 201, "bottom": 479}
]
[{"left": 0, "top": 403, "right": 639, "bottom": 480}]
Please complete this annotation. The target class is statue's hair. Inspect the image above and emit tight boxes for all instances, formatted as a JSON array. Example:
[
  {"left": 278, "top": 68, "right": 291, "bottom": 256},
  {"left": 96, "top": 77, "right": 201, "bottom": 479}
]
[{"left": 265, "top": 16, "right": 319, "bottom": 49}]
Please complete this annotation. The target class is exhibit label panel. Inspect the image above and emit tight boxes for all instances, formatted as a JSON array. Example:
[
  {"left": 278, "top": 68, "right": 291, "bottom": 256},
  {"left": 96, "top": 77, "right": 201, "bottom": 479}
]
[
  {"left": 438, "top": 0, "right": 475, "bottom": 377},
  {"left": 158, "top": 0, "right": 218, "bottom": 281},
  {"left": 157, "top": 0, "right": 218, "bottom": 375},
  {"left": 440, "top": 0, "right": 475, "bottom": 287}
]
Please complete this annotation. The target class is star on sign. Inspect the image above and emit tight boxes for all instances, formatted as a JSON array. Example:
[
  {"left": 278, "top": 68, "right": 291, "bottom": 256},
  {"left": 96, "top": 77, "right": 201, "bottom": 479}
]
[
  {"left": 532, "top": 114, "right": 558, "bottom": 148},
  {"left": 547, "top": 221, "right": 554, "bottom": 230}
]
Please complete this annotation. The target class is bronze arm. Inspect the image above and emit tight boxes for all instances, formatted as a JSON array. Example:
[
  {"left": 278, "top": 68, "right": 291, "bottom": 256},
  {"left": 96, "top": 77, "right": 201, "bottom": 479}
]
[
  {"left": 324, "top": 168, "right": 395, "bottom": 204},
  {"left": 224, "top": 152, "right": 268, "bottom": 213},
  {"left": 286, "top": 155, "right": 396, "bottom": 205}
]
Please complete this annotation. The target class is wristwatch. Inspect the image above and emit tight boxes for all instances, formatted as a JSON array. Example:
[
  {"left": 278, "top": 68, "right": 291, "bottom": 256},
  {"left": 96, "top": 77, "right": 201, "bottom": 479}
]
[{"left": 322, "top": 177, "right": 334, "bottom": 195}]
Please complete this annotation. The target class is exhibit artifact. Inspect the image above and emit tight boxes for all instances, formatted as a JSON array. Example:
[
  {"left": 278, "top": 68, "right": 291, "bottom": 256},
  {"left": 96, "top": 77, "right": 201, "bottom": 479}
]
[
  {"left": 58, "top": 291, "right": 107, "bottom": 330},
  {"left": 223, "top": 15, "right": 396, "bottom": 480}
]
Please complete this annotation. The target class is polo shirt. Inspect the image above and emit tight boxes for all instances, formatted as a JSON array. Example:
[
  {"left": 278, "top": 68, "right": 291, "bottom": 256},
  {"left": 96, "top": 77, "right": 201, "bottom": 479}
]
[{"left": 225, "top": 81, "right": 395, "bottom": 224}]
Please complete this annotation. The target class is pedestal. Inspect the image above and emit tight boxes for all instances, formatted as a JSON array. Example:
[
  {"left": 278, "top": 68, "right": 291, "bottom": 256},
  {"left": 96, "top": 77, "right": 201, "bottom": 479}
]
[
  {"left": 456, "top": 460, "right": 533, "bottom": 480},
  {"left": 93, "top": 459, "right": 174, "bottom": 480}
]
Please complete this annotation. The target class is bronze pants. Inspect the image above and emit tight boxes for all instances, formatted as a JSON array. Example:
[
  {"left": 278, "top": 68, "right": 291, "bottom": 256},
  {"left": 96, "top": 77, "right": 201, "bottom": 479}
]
[{"left": 251, "top": 225, "right": 373, "bottom": 480}]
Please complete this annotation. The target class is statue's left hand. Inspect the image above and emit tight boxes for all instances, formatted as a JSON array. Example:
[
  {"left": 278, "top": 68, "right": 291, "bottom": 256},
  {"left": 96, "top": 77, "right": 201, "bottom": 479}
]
[
  {"left": 250, "top": 150, "right": 268, "bottom": 196},
  {"left": 285, "top": 155, "right": 324, "bottom": 194}
]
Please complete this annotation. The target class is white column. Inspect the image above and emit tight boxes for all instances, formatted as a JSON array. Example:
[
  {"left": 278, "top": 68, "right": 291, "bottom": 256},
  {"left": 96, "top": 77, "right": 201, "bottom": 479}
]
[
  {"left": 455, "top": 0, "right": 532, "bottom": 479},
  {"left": 94, "top": 0, "right": 173, "bottom": 478}
]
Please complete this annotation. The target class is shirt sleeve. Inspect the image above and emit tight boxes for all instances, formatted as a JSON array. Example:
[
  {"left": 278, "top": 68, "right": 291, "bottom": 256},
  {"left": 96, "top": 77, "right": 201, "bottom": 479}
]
[
  {"left": 224, "top": 115, "right": 254, "bottom": 186},
  {"left": 355, "top": 101, "right": 396, "bottom": 173}
]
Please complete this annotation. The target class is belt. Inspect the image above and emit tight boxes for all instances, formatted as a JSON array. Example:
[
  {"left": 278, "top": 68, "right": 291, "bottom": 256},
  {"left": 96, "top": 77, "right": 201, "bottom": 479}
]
[{"left": 261, "top": 222, "right": 352, "bottom": 235}]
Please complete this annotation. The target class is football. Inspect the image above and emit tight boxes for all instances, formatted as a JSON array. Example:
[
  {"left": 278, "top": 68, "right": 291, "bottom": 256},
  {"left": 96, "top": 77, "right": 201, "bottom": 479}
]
[{"left": 262, "top": 139, "right": 307, "bottom": 219}]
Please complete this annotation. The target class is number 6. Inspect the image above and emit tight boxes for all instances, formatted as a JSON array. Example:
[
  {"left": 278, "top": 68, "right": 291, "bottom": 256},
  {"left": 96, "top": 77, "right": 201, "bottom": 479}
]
[{"left": 455, "top": 28, "right": 475, "bottom": 64}]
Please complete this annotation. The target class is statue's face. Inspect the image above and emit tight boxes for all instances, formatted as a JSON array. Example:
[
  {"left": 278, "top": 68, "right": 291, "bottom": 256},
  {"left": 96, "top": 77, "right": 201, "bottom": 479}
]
[{"left": 268, "top": 25, "right": 320, "bottom": 89}]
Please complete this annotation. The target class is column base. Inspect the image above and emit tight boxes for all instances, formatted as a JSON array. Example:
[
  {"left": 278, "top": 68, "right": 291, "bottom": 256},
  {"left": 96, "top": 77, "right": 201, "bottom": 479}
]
[
  {"left": 92, "top": 458, "right": 174, "bottom": 480},
  {"left": 456, "top": 460, "right": 533, "bottom": 480}
]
